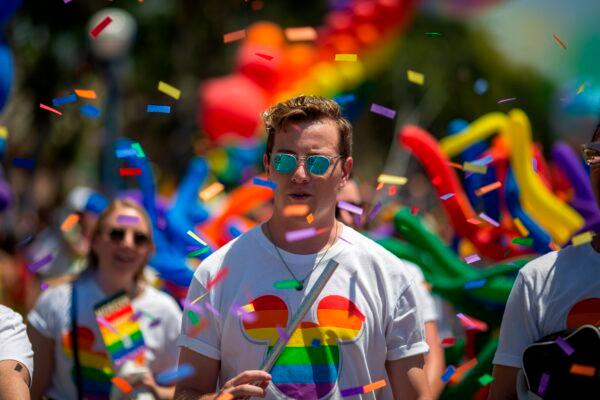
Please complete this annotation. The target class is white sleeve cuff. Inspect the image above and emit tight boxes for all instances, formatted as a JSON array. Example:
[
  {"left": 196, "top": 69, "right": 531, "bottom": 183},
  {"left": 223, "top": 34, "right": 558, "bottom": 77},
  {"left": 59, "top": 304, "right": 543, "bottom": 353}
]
[{"left": 386, "top": 341, "right": 429, "bottom": 361}]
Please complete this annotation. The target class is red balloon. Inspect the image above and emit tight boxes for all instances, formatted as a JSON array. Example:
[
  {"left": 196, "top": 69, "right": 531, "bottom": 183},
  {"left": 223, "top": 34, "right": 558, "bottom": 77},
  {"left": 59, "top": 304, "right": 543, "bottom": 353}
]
[{"left": 199, "top": 74, "right": 267, "bottom": 143}]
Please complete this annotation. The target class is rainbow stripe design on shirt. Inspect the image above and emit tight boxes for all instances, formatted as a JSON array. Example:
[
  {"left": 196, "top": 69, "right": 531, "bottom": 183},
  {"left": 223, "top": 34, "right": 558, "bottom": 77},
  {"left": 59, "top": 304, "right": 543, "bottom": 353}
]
[
  {"left": 242, "top": 294, "right": 365, "bottom": 399},
  {"left": 94, "top": 292, "right": 146, "bottom": 366}
]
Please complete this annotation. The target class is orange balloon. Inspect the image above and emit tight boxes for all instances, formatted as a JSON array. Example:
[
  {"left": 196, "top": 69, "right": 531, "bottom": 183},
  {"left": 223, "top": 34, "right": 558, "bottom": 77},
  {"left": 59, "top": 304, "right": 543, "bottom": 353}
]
[
  {"left": 245, "top": 22, "right": 285, "bottom": 48},
  {"left": 278, "top": 44, "right": 317, "bottom": 90}
]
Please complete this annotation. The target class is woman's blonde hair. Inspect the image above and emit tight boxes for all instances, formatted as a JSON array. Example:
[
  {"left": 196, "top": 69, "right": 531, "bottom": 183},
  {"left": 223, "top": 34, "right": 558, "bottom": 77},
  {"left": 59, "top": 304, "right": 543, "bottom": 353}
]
[{"left": 87, "top": 198, "right": 154, "bottom": 283}]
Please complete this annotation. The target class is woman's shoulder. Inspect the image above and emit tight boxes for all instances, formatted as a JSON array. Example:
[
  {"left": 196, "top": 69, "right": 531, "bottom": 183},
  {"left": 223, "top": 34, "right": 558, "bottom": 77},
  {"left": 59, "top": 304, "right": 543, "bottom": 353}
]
[{"left": 137, "top": 285, "right": 182, "bottom": 315}]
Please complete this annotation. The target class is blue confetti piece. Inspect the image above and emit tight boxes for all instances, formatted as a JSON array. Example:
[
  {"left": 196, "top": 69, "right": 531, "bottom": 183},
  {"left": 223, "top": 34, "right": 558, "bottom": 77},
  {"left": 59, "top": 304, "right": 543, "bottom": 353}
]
[
  {"left": 12, "top": 157, "right": 35, "bottom": 169},
  {"left": 52, "top": 94, "right": 77, "bottom": 107},
  {"left": 333, "top": 93, "right": 355, "bottom": 104},
  {"left": 116, "top": 148, "right": 137, "bottom": 158},
  {"left": 156, "top": 363, "right": 194, "bottom": 385},
  {"left": 440, "top": 193, "right": 455, "bottom": 200},
  {"left": 252, "top": 177, "right": 277, "bottom": 189},
  {"left": 441, "top": 365, "right": 456, "bottom": 383},
  {"left": 341, "top": 385, "right": 363, "bottom": 397},
  {"left": 147, "top": 105, "right": 171, "bottom": 113},
  {"left": 464, "top": 279, "right": 487, "bottom": 289},
  {"left": 80, "top": 104, "right": 101, "bottom": 118},
  {"left": 472, "top": 155, "right": 494, "bottom": 166},
  {"left": 311, "top": 339, "right": 321, "bottom": 347}
]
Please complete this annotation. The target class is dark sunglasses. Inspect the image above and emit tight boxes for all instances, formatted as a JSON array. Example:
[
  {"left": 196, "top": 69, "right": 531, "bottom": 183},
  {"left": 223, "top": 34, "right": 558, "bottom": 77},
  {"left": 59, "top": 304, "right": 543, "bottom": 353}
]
[
  {"left": 272, "top": 152, "right": 341, "bottom": 176},
  {"left": 107, "top": 228, "right": 150, "bottom": 247}
]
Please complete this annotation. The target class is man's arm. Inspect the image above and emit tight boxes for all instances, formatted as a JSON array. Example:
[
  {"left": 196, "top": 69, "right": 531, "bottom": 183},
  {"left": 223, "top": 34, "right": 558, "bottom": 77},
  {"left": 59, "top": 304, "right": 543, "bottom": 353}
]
[
  {"left": 423, "top": 322, "right": 445, "bottom": 399},
  {"left": 27, "top": 325, "right": 54, "bottom": 400},
  {"left": 488, "top": 365, "right": 519, "bottom": 400},
  {"left": 174, "top": 347, "right": 271, "bottom": 400},
  {"left": 0, "top": 360, "right": 30, "bottom": 400},
  {"left": 386, "top": 354, "right": 433, "bottom": 400}
]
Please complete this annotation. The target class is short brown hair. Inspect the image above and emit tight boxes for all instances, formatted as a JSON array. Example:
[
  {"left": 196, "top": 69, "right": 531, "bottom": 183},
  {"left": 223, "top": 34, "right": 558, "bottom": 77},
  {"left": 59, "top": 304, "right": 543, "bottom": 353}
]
[{"left": 262, "top": 95, "right": 353, "bottom": 159}]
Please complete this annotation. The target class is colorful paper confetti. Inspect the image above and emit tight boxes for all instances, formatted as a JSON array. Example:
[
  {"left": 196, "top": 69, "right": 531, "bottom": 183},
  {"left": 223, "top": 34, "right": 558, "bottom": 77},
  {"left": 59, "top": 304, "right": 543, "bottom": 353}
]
[
  {"left": 206, "top": 267, "right": 229, "bottom": 290},
  {"left": 377, "top": 174, "right": 407, "bottom": 185},
  {"left": 497, "top": 97, "right": 517, "bottom": 104},
  {"left": 572, "top": 231, "right": 593, "bottom": 246},
  {"left": 556, "top": 336, "right": 574, "bottom": 356},
  {"left": 464, "top": 254, "right": 481, "bottom": 264},
  {"left": 74, "top": 89, "right": 97, "bottom": 99},
  {"left": 158, "top": 81, "right": 181, "bottom": 100},
  {"left": 199, "top": 182, "right": 225, "bottom": 202},
  {"left": 441, "top": 365, "right": 456, "bottom": 383},
  {"left": 552, "top": 33, "right": 567, "bottom": 49},
  {"left": 90, "top": 16, "right": 112, "bottom": 39},
  {"left": 440, "top": 193, "right": 455, "bottom": 200},
  {"left": 61, "top": 213, "right": 80, "bottom": 232},
  {"left": 223, "top": 29, "right": 246, "bottom": 43},
  {"left": 52, "top": 94, "right": 77, "bottom": 107},
  {"left": 284, "top": 27, "right": 317, "bottom": 41},
  {"left": 252, "top": 177, "right": 277, "bottom": 189},
  {"left": 80, "top": 104, "right": 101, "bottom": 118},
  {"left": 274, "top": 279, "right": 303, "bottom": 290},
  {"left": 146, "top": 105, "right": 171, "bottom": 113},
  {"left": 407, "top": 70, "right": 425, "bottom": 85},
  {"left": 156, "top": 364, "right": 195, "bottom": 385},
  {"left": 475, "top": 181, "right": 502, "bottom": 196},
  {"left": 119, "top": 167, "right": 142, "bottom": 176},
  {"left": 335, "top": 54, "right": 357, "bottom": 62},
  {"left": 478, "top": 374, "right": 494, "bottom": 386},
  {"left": 27, "top": 253, "right": 54, "bottom": 272},
  {"left": 40, "top": 103, "right": 62, "bottom": 116},
  {"left": 370, "top": 103, "right": 396, "bottom": 119},
  {"left": 285, "top": 227, "right": 317, "bottom": 242},
  {"left": 337, "top": 201, "right": 363, "bottom": 215}
]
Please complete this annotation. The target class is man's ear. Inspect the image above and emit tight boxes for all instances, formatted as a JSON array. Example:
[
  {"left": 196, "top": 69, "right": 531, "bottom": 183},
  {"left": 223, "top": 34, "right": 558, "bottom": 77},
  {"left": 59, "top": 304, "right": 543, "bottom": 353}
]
[
  {"left": 263, "top": 153, "right": 271, "bottom": 179},
  {"left": 340, "top": 157, "right": 353, "bottom": 188}
]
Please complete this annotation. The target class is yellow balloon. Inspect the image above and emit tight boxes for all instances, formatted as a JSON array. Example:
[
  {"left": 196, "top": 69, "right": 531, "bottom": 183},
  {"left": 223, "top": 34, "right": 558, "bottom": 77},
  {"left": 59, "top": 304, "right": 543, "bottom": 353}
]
[{"left": 440, "top": 112, "right": 508, "bottom": 158}]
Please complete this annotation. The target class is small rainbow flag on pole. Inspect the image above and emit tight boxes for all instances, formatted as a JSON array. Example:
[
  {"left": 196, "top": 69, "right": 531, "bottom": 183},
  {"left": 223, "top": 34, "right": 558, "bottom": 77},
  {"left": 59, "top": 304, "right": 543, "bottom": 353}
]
[{"left": 94, "top": 291, "right": 146, "bottom": 366}]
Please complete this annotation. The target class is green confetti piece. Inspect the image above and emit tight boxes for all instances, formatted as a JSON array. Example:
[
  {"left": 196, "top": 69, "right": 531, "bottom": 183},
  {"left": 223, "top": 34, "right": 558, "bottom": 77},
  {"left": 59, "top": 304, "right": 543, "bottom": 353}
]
[
  {"left": 187, "top": 310, "right": 199, "bottom": 325},
  {"left": 274, "top": 279, "right": 303, "bottom": 290},
  {"left": 187, "top": 247, "right": 210, "bottom": 258},
  {"left": 425, "top": 32, "right": 442, "bottom": 36},
  {"left": 132, "top": 142, "right": 145, "bottom": 158},
  {"left": 478, "top": 373, "right": 494, "bottom": 386},
  {"left": 512, "top": 237, "right": 533, "bottom": 246}
]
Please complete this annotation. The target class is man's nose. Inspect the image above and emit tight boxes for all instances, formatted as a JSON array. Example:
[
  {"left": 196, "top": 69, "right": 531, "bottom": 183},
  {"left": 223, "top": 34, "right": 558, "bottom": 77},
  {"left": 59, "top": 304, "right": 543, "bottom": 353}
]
[{"left": 291, "top": 159, "right": 310, "bottom": 183}]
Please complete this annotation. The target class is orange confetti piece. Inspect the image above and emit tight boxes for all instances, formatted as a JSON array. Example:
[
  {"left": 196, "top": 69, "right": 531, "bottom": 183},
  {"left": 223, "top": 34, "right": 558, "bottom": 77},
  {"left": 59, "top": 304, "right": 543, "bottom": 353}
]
[
  {"left": 223, "top": 29, "right": 246, "bottom": 43},
  {"left": 467, "top": 217, "right": 481, "bottom": 225},
  {"left": 376, "top": 182, "right": 384, "bottom": 191},
  {"left": 475, "top": 181, "right": 502, "bottom": 197},
  {"left": 363, "top": 379, "right": 386, "bottom": 393},
  {"left": 74, "top": 89, "right": 97, "bottom": 99},
  {"left": 570, "top": 364, "right": 595, "bottom": 377},
  {"left": 111, "top": 377, "right": 133, "bottom": 393},
  {"left": 61, "top": 213, "right": 80, "bottom": 232},
  {"left": 552, "top": 34, "right": 567, "bottom": 49},
  {"left": 283, "top": 204, "right": 310, "bottom": 217},
  {"left": 199, "top": 182, "right": 224, "bottom": 202},
  {"left": 306, "top": 213, "right": 314, "bottom": 224},
  {"left": 284, "top": 27, "right": 317, "bottom": 42},
  {"left": 447, "top": 162, "right": 463, "bottom": 170},
  {"left": 450, "top": 358, "right": 479, "bottom": 383}
]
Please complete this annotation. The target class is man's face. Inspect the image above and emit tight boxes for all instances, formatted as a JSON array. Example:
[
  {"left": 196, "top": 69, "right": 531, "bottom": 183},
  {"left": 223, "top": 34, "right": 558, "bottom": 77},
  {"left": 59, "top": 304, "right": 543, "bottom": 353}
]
[{"left": 263, "top": 118, "right": 353, "bottom": 223}]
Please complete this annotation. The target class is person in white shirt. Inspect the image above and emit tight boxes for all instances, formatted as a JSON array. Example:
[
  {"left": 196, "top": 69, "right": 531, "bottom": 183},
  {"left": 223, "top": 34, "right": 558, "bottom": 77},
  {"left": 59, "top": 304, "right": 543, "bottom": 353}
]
[
  {"left": 489, "top": 126, "right": 600, "bottom": 399},
  {"left": 0, "top": 305, "right": 33, "bottom": 400},
  {"left": 175, "top": 95, "right": 432, "bottom": 399}
]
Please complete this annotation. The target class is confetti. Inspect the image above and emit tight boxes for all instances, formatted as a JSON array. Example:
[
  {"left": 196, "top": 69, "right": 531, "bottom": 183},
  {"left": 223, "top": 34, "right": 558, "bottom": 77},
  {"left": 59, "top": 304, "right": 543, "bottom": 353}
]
[
  {"left": 306, "top": 213, "right": 314, "bottom": 224},
  {"left": 0, "top": 126, "right": 7, "bottom": 138},
  {"left": 538, "top": 373, "right": 550, "bottom": 395},
  {"left": 479, "top": 212, "right": 500, "bottom": 227},
  {"left": 411, "top": 206, "right": 419, "bottom": 215},
  {"left": 12, "top": 158, "right": 35, "bottom": 169},
  {"left": 119, "top": 168, "right": 142, "bottom": 176},
  {"left": 463, "top": 162, "right": 487, "bottom": 174},
  {"left": 464, "top": 254, "right": 480, "bottom": 264},
  {"left": 252, "top": 177, "right": 277, "bottom": 189},
  {"left": 337, "top": 201, "right": 363, "bottom": 215},
  {"left": 61, "top": 213, "right": 80, "bottom": 232},
  {"left": 341, "top": 385, "right": 363, "bottom": 397},
  {"left": 552, "top": 33, "right": 567, "bottom": 49},
  {"left": 576, "top": 83, "right": 586, "bottom": 95},
  {"left": 206, "top": 267, "right": 229, "bottom": 290},
  {"left": 80, "top": 104, "right": 101, "bottom": 118},
  {"left": 146, "top": 105, "right": 171, "bottom": 113},
  {"left": 512, "top": 237, "right": 533, "bottom": 247},
  {"left": 156, "top": 364, "right": 195, "bottom": 385},
  {"left": 440, "top": 193, "right": 455, "bottom": 200},
  {"left": 555, "top": 337, "right": 574, "bottom": 356},
  {"left": 116, "top": 215, "right": 141, "bottom": 225},
  {"left": 572, "top": 231, "right": 593, "bottom": 246},
  {"left": 203, "top": 302, "right": 220, "bottom": 317},
  {"left": 27, "top": 253, "right": 54, "bottom": 272},
  {"left": 40, "top": 282, "right": 49, "bottom": 291},
  {"left": 158, "top": 81, "right": 181, "bottom": 100},
  {"left": 377, "top": 174, "right": 407, "bottom": 185},
  {"left": 274, "top": 279, "right": 303, "bottom": 290},
  {"left": 456, "top": 313, "right": 488, "bottom": 331},
  {"left": 40, "top": 103, "right": 62, "bottom": 116},
  {"left": 132, "top": 142, "right": 145, "bottom": 158},
  {"left": 284, "top": 27, "right": 317, "bottom": 41},
  {"left": 74, "top": 89, "right": 97, "bottom": 99},
  {"left": 187, "top": 230, "right": 208, "bottom": 246},
  {"left": 333, "top": 94, "right": 355, "bottom": 104},
  {"left": 450, "top": 358, "right": 479, "bottom": 383},
  {"left": 441, "top": 337, "right": 456, "bottom": 346},
  {"left": 223, "top": 29, "right": 246, "bottom": 43},
  {"left": 464, "top": 279, "right": 487, "bottom": 289},
  {"left": 362, "top": 379, "right": 386, "bottom": 393},
  {"left": 475, "top": 181, "right": 501, "bottom": 197},
  {"left": 497, "top": 97, "right": 517, "bottom": 104},
  {"left": 52, "top": 94, "right": 77, "bottom": 107},
  {"left": 241, "top": 303, "right": 255, "bottom": 313},
  {"left": 478, "top": 374, "right": 494, "bottom": 386},
  {"left": 335, "top": 54, "right": 357, "bottom": 62},
  {"left": 447, "top": 162, "right": 463, "bottom": 170},
  {"left": 407, "top": 70, "right": 425, "bottom": 85},
  {"left": 311, "top": 339, "right": 321, "bottom": 347},
  {"left": 186, "top": 310, "right": 200, "bottom": 325},
  {"left": 466, "top": 217, "right": 481, "bottom": 225},
  {"left": 368, "top": 202, "right": 383, "bottom": 221},
  {"left": 425, "top": 32, "right": 442, "bottom": 36},
  {"left": 199, "top": 182, "right": 225, "bottom": 202},
  {"left": 441, "top": 365, "right": 456, "bottom": 383},
  {"left": 513, "top": 218, "right": 529, "bottom": 237},
  {"left": 569, "top": 364, "right": 595, "bottom": 377},
  {"left": 285, "top": 227, "right": 317, "bottom": 242},
  {"left": 370, "top": 103, "right": 396, "bottom": 119},
  {"left": 283, "top": 204, "right": 310, "bottom": 217},
  {"left": 116, "top": 148, "right": 137, "bottom": 158},
  {"left": 111, "top": 377, "right": 133, "bottom": 394},
  {"left": 90, "top": 16, "right": 113, "bottom": 39},
  {"left": 187, "top": 247, "right": 210, "bottom": 258}
]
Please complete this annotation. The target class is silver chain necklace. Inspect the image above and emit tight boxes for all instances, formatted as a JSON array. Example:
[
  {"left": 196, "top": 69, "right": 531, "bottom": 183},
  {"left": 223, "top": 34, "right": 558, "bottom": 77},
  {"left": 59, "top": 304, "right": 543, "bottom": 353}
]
[{"left": 266, "top": 221, "right": 338, "bottom": 291}]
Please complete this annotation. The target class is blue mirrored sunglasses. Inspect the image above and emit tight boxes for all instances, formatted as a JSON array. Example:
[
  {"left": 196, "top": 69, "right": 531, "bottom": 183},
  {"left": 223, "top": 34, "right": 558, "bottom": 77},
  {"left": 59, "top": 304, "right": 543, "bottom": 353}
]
[{"left": 272, "top": 153, "right": 341, "bottom": 176}]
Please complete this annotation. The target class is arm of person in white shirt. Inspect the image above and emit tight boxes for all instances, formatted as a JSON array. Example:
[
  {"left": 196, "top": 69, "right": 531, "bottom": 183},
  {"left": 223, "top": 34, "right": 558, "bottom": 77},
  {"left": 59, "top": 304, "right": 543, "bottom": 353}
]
[
  {"left": 386, "top": 353, "right": 433, "bottom": 400},
  {"left": 0, "top": 359, "right": 30, "bottom": 400},
  {"left": 423, "top": 321, "right": 445, "bottom": 399},
  {"left": 174, "top": 347, "right": 271, "bottom": 400},
  {"left": 488, "top": 365, "right": 519, "bottom": 400},
  {"left": 27, "top": 325, "right": 55, "bottom": 400}
]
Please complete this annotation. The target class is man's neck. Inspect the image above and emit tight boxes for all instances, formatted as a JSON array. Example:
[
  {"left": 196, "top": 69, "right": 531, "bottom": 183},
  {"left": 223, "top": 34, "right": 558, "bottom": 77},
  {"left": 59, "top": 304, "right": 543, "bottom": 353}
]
[{"left": 264, "top": 213, "right": 339, "bottom": 254}]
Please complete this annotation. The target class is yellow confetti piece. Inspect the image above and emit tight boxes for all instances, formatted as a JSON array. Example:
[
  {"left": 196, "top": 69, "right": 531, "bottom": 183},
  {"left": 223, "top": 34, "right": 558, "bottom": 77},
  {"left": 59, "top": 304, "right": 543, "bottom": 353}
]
[
  {"left": 377, "top": 174, "right": 408, "bottom": 185},
  {"left": 187, "top": 230, "right": 207, "bottom": 246},
  {"left": 335, "top": 54, "right": 357, "bottom": 62},
  {"left": 572, "top": 231, "right": 594, "bottom": 246},
  {"left": 223, "top": 29, "right": 246, "bottom": 43},
  {"left": 407, "top": 70, "right": 425, "bottom": 85},
  {"left": 241, "top": 303, "right": 255, "bottom": 312},
  {"left": 0, "top": 126, "right": 7, "bottom": 138},
  {"left": 74, "top": 89, "right": 97, "bottom": 99},
  {"left": 576, "top": 83, "right": 586, "bottom": 95},
  {"left": 513, "top": 218, "right": 529, "bottom": 237},
  {"left": 463, "top": 162, "right": 487, "bottom": 174},
  {"left": 306, "top": 213, "right": 314, "bottom": 224},
  {"left": 199, "top": 182, "right": 224, "bottom": 202},
  {"left": 284, "top": 27, "right": 318, "bottom": 42},
  {"left": 158, "top": 81, "right": 181, "bottom": 100}
]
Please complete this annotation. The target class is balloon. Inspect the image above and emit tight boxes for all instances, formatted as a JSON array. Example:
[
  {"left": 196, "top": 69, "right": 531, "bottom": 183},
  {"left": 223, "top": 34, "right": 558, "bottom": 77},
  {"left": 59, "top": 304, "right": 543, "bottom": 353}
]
[
  {"left": 0, "top": 43, "right": 14, "bottom": 112},
  {"left": 0, "top": 0, "right": 20, "bottom": 25},
  {"left": 236, "top": 43, "right": 283, "bottom": 90}
]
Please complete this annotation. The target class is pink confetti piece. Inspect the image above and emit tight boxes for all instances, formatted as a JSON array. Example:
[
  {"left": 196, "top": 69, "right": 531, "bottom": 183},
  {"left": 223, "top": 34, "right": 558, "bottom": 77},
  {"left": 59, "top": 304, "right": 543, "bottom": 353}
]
[
  {"left": 497, "top": 97, "right": 517, "bottom": 104},
  {"left": 90, "top": 16, "right": 113, "bottom": 39},
  {"left": 337, "top": 201, "right": 363, "bottom": 215},
  {"left": 40, "top": 103, "right": 62, "bottom": 116},
  {"left": 206, "top": 267, "right": 229, "bottom": 290},
  {"left": 255, "top": 53, "right": 274, "bottom": 60},
  {"left": 370, "top": 103, "right": 396, "bottom": 119},
  {"left": 203, "top": 302, "right": 220, "bottom": 317},
  {"left": 285, "top": 227, "right": 317, "bottom": 242},
  {"left": 441, "top": 337, "right": 456, "bottom": 346},
  {"left": 478, "top": 212, "right": 500, "bottom": 227},
  {"left": 116, "top": 215, "right": 141, "bottom": 225},
  {"left": 97, "top": 316, "right": 119, "bottom": 335},
  {"left": 223, "top": 29, "right": 246, "bottom": 43},
  {"left": 440, "top": 193, "right": 455, "bottom": 200},
  {"left": 464, "top": 254, "right": 481, "bottom": 264},
  {"left": 456, "top": 313, "right": 488, "bottom": 332},
  {"left": 276, "top": 325, "right": 290, "bottom": 342}
]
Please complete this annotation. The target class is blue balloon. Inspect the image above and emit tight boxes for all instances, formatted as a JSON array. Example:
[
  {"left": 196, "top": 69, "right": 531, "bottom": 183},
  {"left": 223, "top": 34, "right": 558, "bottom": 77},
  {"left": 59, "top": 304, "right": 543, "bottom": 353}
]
[
  {"left": 0, "top": 0, "right": 20, "bottom": 25},
  {"left": 0, "top": 43, "right": 14, "bottom": 112}
]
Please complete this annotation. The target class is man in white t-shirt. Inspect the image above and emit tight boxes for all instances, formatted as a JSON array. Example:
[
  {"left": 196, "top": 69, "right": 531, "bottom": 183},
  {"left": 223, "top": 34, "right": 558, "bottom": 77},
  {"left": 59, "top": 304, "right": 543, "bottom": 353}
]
[
  {"left": 489, "top": 126, "right": 600, "bottom": 399},
  {"left": 0, "top": 305, "right": 34, "bottom": 400},
  {"left": 175, "top": 96, "right": 432, "bottom": 399}
]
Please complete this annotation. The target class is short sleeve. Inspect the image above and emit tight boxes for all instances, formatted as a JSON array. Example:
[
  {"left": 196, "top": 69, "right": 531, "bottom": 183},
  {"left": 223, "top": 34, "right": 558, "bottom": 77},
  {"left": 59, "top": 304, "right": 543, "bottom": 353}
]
[
  {"left": 404, "top": 262, "right": 439, "bottom": 323},
  {"left": 385, "top": 281, "right": 430, "bottom": 361},
  {"left": 149, "top": 296, "right": 183, "bottom": 374},
  {"left": 27, "top": 286, "right": 66, "bottom": 338},
  {"left": 0, "top": 306, "right": 34, "bottom": 383},
  {"left": 176, "top": 269, "right": 222, "bottom": 360},
  {"left": 493, "top": 272, "right": 540, "bottom": 368}
]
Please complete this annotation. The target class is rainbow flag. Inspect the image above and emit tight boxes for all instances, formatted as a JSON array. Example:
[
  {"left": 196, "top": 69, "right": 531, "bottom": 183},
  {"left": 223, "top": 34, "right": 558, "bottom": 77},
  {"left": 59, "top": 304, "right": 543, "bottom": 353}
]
[
  {"left": 94, "top": 291, "right": 146, "bottom": 367},
  {"left": 242, "top": 294, "right": 365, "bottom": 399}
]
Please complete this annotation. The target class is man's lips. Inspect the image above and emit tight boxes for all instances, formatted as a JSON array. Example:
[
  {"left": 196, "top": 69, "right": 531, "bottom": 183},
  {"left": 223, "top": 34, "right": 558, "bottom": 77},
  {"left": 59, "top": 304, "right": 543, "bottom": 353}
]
[{"left": 288, "top": 193, "right": 312, "bottom": 199}]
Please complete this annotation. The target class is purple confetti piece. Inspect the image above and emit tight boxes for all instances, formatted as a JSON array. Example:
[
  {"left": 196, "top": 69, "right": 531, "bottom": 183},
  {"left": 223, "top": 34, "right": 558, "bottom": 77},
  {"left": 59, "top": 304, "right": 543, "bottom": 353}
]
[
  {"left": 538, "top": 373, "right": 550, "bottom": 396},
  {"left": 285, "top": 227, "right": 317, "bottom": 242},
  {"left": 337, "top": 201, "right": 364, "bottom": 215},
  {"left": 182, "top": 299, "right": 203, "bottom": 314},
  {"left": 116, "top": 214, "right": 141, "bottom": 225},
  {"left": 368, "top": 201, "right": 383, "bottom": 221},
  {"left": 479, "top": 212, "right": 500, "bottom": 227},
  {"left": 497, "top": 97, "right": 517, "bottom": 104},
  {"left": 532, "top": 158, "right": 538, "bottom": 173},
  {"left": 27, "top": 253, "right": 54, "bottom": 272},
  {"left": 203, "top": 302, "right": 220, "bottom": 317},
  {"left": 131, "top": 311, "right": 143, "bottom": 322},
  {"left": 97, "top": 317, "right": 119, "bottom": 335},
  {"left": 440, "top": 193, "right": 455, "bottom": 200},
  {"left": 464, "top": 254, "right": 481, "bottom": 264},
  {"left": 276, "top": 325, "right": 290, "bottom": 342},
  {"left": 40, "top": 282, "right": 49, "bottom": 291},
  {"left": 555, "top": 337, "right": 574, "bottom": 356},
  {"left": 149, "top": 318, "right": 162, "bottom": 328},
  {"left": 341, "top": 385, "right": 364, "bottom": 397},
  {"left": 370, "top": 103, "right": 396, "bottom": 119}
]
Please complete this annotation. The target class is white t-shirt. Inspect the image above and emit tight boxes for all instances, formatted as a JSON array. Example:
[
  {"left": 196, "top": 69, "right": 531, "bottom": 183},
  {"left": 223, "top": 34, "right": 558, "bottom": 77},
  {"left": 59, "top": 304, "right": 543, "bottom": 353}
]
[
  {"left": 493, "top": 243, "right": 600, "bottom": 368},
  {"left": 403, "top": 261, "right": 438, "bottom": 323},
  {"left": 0, "top": 305, "right": 34, "bottom": 384},
  {"left": 178, "top": 223, "right": 429, "bottom": 400},
  {"left": 28, "top": 272, "right": 182, "bottom": 400}
]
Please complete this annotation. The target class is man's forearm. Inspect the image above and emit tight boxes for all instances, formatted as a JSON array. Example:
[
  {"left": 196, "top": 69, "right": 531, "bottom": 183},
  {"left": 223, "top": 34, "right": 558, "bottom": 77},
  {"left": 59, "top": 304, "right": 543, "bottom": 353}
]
[{"left": 174, "top": 388, "right": 216, "bottom": 400}]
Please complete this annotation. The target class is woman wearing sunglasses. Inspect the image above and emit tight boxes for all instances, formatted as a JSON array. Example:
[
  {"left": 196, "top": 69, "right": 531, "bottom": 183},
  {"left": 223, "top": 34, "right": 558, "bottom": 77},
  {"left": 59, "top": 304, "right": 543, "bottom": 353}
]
[{"left": 28, "top": 199, "right": 182, "bottom": 400}]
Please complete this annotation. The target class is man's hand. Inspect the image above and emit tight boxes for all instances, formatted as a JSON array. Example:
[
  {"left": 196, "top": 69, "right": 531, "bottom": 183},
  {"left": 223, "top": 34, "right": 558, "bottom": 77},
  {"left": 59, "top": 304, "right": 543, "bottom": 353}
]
[{"left": 217, "top": 370, "right": 272, "bottom": 399}]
